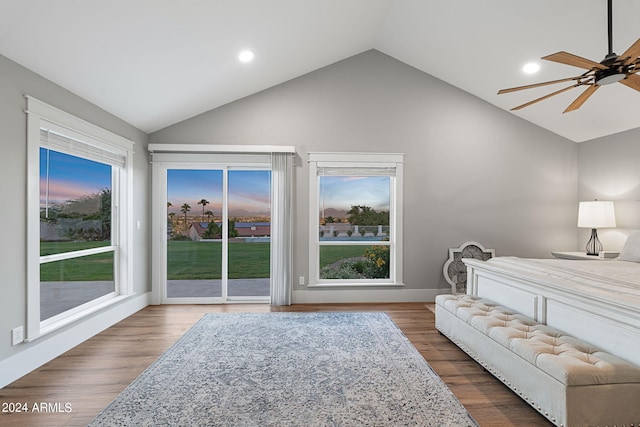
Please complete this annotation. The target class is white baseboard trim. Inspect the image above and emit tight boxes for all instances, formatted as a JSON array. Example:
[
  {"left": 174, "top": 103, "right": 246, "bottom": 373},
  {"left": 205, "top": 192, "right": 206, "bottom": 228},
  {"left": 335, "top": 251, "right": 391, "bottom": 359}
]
[
  {"left": 0, "top": 292, "right": 150, "bottom": 389},
  {"left": 292, "top": 288, "right": 449, "bottom": 304}
]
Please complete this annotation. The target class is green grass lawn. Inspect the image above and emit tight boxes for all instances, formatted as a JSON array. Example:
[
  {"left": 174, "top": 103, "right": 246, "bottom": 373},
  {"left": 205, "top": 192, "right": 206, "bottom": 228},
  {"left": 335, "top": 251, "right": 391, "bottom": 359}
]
[
  {"left": 319, "top": 245, "right": 369, "bottom": 267},
  {"left": 39, "top": 241, "right": 372, "bottom": 281},
  {"left": 40, "top": 249, "right": 114, "bottom": 282},
  {"left": 168, "top": 242, "right": 370, "bottom": 279},
  {"left": 167, "top": 241, "right": 270, "bottom": 279}
]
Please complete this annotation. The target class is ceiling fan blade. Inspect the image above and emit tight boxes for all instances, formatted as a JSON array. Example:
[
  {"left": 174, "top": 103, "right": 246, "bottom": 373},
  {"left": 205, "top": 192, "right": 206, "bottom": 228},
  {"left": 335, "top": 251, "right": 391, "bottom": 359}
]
[
  {"left": 542, "top": 52, "right": 608, "bottom": 70},
  {"left": 510, "top": 84, "right": 578, "bottom": 111},
  {"left": 497, "top": 76, "right": 582, "bottom": 94},
  {"left": 563, "top": 85, "right": 600, "bottom": 113},
  {"left": 620, "top": 39, "right": 640, "bottom": 65},
  {"left": 620, "top": 73, "right": 640, "bottom": 91}
]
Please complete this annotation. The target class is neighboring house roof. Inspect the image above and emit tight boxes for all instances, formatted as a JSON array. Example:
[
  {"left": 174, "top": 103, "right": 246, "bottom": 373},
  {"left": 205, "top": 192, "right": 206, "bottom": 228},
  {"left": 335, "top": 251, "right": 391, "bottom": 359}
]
[{"left": 190, "top": 222, "right": 208, "bottom": 236}]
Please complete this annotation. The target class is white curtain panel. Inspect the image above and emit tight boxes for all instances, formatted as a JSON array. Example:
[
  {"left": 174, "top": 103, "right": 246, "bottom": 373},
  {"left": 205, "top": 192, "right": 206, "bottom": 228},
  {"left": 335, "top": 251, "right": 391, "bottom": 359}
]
[{"left": 270, "top": 153, "right": 294, "bottom": 305}]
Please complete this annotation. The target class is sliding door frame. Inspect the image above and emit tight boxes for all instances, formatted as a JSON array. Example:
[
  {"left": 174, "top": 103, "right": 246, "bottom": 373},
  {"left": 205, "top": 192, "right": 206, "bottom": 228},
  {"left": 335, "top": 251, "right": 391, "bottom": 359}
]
[{"left": 151, "top": 154, "right": 272, "bottom": 304}]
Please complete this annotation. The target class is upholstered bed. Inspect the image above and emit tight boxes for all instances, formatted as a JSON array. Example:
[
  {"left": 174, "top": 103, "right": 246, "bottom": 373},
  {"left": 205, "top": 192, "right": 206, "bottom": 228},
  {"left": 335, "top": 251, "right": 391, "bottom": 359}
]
[
  {"left": 435, "top": 232, "right": 640, "bottom": 425},
  {"left": 463, "top": 232, "right": 640, "bottom": 367}
]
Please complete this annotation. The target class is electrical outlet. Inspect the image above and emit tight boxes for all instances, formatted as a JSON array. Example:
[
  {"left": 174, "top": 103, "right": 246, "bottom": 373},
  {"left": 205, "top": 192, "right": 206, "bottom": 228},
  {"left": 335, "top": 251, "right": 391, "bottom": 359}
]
[
  {"left": 12, "top": 326, "right": 24, "bottom": 346},
  {"left": 298, "top": 276, "right": 305, "bottom": 285}
]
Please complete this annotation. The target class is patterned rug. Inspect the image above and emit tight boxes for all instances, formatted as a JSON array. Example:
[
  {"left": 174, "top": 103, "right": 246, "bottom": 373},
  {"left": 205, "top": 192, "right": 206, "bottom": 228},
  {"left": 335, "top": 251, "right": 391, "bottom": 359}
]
[{"left": 90, "top": 312, "right": 477, "bottom": 426}]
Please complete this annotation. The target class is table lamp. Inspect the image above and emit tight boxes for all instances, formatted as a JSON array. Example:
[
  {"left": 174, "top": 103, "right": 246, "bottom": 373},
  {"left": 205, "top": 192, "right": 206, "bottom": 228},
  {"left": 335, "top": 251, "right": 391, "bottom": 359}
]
[{"left": 577, "top": 200, "right": 616, "bottom": 256}]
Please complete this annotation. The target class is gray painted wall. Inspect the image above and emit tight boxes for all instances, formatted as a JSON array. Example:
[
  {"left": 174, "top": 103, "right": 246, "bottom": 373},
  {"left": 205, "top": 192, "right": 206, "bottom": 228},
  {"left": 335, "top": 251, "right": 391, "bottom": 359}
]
[
  {"left": 0, "top": 54, "right": 150, "bottom": 362},
  {"left": 150, "top": 50, "right": 579, "bottom": 298},
  {"left": 578, "top": 127, "right": 640, "bottom": 251}
]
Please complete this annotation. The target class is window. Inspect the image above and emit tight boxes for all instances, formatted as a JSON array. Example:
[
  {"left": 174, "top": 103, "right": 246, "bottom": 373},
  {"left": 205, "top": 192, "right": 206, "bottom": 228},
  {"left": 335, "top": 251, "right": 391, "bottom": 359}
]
[
  {"left": 308, "top": 152, "right": 404, "bottom": 287},
  {"left": 26, "top": 96, "right": 134, "bottom": 339}
]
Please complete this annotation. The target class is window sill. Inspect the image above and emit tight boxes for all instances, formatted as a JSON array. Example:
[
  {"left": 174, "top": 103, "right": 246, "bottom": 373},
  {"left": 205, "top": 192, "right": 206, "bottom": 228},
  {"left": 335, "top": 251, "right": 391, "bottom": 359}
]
[
  {"left": 307, "top": 282, "right": 405, "bottom": 288},
  {"left": 33, "top": 293, "right": 137, "bottom": 341}
]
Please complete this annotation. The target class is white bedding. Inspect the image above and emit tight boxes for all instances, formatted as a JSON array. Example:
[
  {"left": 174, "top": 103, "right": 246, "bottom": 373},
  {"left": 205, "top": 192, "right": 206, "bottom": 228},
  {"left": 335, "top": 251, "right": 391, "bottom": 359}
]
[{"left": 486, "top": 256, "right": 640, "bottom": 300}]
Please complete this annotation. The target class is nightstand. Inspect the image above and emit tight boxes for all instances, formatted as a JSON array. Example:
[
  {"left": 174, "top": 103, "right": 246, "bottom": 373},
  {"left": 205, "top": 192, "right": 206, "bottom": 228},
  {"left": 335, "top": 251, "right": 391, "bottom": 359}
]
[{"left": 551, "top": 251, "right": 618, "bottom": 260}]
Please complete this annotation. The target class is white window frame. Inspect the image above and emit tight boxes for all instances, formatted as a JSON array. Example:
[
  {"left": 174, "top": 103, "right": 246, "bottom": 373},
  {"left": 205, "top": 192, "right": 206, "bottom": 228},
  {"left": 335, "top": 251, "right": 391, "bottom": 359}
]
[
  {"left": 308, "top": 152, "right": 404, "bottom": 287},
  {"left": 26, "top": 96, "right": 134, "bottom": 340}
]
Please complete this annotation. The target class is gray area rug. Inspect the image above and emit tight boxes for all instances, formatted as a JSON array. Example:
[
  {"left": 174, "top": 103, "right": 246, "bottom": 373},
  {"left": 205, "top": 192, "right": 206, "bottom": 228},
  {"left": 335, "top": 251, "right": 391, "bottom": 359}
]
[{"left": 90, "top": 312, "right": 477, "bottom": 426}]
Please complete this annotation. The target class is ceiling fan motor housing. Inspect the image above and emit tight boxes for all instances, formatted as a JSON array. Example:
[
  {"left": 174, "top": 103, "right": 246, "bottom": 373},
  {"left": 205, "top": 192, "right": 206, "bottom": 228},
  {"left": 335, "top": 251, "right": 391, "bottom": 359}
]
[{"left": 595, "top": 64, "right": 627, "bottom": 85}]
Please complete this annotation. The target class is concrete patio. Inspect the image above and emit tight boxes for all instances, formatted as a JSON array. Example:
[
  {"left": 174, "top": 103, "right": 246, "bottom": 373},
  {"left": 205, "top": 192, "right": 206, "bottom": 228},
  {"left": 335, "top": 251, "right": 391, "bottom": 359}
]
[{"left": 41, "top": 278, "right": 270, "bottom": 319}]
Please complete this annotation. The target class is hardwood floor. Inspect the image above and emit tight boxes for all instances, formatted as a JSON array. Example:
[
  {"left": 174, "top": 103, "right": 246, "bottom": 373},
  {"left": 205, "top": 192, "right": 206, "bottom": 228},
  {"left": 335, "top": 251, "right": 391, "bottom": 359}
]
[{"left": 0, "top": 303, "right": 552, "bottom": 426}]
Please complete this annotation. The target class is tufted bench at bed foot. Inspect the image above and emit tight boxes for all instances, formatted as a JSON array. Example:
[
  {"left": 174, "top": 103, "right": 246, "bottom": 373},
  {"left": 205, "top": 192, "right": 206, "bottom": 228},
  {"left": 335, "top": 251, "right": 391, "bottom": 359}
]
[{"left": 435, "top": 294, "right": 640, "bottom": 427}]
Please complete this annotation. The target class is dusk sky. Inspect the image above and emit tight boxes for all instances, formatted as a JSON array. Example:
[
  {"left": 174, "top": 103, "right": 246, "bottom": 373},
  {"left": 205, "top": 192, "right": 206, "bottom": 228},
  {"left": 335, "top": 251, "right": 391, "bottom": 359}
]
[
  {"left": 39, "top": 152, "right": 388, "bottom": 218},
  {"left": 39, "top": 153, "right": 272, "bottom": 217},
  {"left": 40, "top": 148, "right": 111, "bottom": 207},
  {"left": 167, "top": 169, "right": 271, "bottom": 217},
  {"left": 319, "top": 176, "right": 390, "bottom": 213}
]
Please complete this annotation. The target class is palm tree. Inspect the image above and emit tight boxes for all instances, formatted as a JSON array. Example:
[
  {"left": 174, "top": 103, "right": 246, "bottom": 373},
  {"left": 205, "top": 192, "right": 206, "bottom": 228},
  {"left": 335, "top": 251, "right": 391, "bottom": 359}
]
[
  {"left": 197, "top": 199, "right": 209, "bottom": 220},
  {"left": 180, "top": 203, "right": 191, "bottom": 229},
  {"left": 204, "top": 210, "right": 214, "bottom": 222}
]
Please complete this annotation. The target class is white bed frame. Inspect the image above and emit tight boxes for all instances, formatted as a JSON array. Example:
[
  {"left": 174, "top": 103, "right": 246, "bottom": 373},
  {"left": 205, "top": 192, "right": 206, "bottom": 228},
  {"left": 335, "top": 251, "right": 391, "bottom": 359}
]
[{"left": 463, "top": 258, "right": 640, "bottom": 367}]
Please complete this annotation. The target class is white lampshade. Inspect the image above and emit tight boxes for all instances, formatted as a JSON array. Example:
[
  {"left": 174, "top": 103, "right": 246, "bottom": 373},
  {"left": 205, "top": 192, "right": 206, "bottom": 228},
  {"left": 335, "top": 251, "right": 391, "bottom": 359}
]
[{"left": 577, "top": 201, "right": 616, "bottom": 228}]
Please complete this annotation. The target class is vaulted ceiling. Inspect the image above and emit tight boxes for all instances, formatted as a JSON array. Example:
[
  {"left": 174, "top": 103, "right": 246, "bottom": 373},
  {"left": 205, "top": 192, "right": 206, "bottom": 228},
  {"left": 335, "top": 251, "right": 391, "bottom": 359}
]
[{"left": 2, "top": 0, "right": 639, "bottom": 142}]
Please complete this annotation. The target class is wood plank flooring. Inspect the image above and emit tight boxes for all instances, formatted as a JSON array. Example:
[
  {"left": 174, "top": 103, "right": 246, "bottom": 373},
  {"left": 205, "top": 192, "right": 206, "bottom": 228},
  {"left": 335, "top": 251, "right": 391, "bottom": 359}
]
[{"left": 0, "top": 303, "right": 552, "bottom": 426}]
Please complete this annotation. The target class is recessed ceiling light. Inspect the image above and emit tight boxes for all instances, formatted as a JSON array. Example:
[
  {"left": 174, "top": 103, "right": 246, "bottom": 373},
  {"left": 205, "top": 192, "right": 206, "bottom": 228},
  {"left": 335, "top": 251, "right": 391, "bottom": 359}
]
[
  {"left": 238, "top": 50, "right": 254, "bottom": 63},
  {"left": 522, "top": 62, "right": 540, "bottom": 74}
]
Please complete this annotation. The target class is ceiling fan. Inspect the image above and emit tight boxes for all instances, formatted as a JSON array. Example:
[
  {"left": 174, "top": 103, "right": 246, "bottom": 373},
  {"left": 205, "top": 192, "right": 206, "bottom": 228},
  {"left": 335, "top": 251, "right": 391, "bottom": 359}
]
[{"left": 498, "top": 0, "right": 640, "bottom": 113}]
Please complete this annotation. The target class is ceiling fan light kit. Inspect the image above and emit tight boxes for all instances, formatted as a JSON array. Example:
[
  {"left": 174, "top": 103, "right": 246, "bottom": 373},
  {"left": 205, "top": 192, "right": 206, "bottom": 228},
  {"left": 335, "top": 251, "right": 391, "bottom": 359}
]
[
  {"left": 595, "top": 67, "right": 626, "bottom": 85},
  {"left": 498, "top": 0, "right": 640, "bottom": 112}
]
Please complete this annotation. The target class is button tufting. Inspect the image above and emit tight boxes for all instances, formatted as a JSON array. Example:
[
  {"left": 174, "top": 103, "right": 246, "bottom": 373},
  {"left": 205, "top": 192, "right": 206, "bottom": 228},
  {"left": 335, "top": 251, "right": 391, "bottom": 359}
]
[{"left": 439, "top": 293, "right": 640, "bottom": 425}]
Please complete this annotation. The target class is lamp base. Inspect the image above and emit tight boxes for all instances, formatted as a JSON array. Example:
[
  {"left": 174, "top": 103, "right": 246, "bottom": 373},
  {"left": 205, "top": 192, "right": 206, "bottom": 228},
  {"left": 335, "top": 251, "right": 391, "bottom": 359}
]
[{"left": 585, "top": 228, "right": 603, "bottom": 256}]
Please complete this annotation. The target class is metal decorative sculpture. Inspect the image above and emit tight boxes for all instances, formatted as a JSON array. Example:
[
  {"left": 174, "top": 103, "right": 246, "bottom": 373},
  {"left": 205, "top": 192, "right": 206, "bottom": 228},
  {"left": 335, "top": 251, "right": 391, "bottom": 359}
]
[{"left": 443, "top": 241, "right": 495, "bottom": 294}]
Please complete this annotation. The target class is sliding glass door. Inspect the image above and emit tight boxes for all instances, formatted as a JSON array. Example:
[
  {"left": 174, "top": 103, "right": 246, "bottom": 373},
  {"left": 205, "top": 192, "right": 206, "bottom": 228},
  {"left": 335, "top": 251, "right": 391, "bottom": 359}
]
[
  {"left": 227, "top": 170, "right": 271, "bottom": 297},
  {"left": 159, "top": 165, "right": 271, "bottom": 303},
  {"left": 166, "top": 169, "right": 223, "bottom": 299}
]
